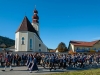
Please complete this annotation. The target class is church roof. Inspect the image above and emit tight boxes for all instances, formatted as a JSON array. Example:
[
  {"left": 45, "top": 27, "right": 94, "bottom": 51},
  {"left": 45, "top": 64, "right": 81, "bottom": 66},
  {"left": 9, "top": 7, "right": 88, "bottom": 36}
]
[{"left": 16, "top": 16, "right": 42, "bottom": 42}]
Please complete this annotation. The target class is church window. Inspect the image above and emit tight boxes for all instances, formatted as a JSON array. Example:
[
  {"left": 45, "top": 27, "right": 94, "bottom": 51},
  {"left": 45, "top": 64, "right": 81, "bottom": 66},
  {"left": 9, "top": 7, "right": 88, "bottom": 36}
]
[
  {"left": 30, "top": 39, "right": 32, "bottom": 50},
  {"left": 22, "top": 37, "right": 25, "bottom": 45},
  {"left": 39, "top": 49, "right": 41, "bottom": 52},
  {"left": 39, "top": 44, "right": 41, "bottom": 47}
]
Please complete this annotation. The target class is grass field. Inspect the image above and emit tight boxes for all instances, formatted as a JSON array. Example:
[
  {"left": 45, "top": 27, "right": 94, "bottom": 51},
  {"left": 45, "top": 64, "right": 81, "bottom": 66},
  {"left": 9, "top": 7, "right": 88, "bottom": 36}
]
[{"left": 45, "top": 69, "right": 100, "bottom": 75}]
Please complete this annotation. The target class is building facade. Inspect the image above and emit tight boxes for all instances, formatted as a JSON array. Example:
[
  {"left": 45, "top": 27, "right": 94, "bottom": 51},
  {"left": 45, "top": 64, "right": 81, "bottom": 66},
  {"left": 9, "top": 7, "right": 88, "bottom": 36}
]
[
  {"left": 15, "top": 8, "right": 47, "bottom": 52},
  {"left": 68, "top": 40, "right": 100, "bottom": 53}
]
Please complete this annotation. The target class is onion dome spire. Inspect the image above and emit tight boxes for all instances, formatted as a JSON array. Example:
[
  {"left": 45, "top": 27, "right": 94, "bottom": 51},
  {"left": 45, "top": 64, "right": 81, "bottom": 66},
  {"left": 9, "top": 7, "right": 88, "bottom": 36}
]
[{"left": 32, "top": 5, "right": 39, "bottom": 23}]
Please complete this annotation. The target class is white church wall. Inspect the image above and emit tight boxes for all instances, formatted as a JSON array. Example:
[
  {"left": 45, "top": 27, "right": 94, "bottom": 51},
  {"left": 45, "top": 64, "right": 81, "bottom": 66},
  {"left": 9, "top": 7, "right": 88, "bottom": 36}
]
[
  {"left": 28, "top": 32, "right": 34, "bottom": 51},
  {"left": 15, "top": 31, "right": 28, "bottom": 51},
  {"left": 34, "top": 33, "right": 47, "bottom": 52},
  {"left": 15, "top": 32, "right": 19, "bottom": 51}
]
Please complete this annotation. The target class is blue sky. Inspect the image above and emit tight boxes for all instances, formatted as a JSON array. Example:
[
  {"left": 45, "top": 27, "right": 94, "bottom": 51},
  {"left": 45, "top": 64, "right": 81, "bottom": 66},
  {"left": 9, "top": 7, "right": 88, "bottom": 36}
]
[{"left": 0, "top": 0, "right": 100, "bottom": 49}]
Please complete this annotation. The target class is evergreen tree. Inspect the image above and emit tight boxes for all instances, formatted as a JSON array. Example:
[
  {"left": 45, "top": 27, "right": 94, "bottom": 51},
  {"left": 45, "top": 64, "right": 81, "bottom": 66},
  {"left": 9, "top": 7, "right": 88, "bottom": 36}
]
[{"left": 0, "top": 36, "right": 15, "bottom": 48}]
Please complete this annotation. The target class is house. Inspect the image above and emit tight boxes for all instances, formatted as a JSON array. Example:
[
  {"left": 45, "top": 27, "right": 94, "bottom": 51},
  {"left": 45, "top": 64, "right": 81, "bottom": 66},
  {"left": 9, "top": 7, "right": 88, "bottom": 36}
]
[{"left": 68, "top": 40, "right": 100, "bottom": 53}]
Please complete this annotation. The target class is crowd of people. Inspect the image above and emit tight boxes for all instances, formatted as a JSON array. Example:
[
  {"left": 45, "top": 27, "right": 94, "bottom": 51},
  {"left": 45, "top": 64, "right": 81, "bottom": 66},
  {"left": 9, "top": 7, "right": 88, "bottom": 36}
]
[{"left": 0, "top": 52, "right": 100, "bottom": 73}]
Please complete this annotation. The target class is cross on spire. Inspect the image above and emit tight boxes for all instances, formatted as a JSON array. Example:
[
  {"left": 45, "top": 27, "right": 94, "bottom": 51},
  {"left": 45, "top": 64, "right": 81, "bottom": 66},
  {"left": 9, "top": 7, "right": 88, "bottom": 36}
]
[{"left": 35, "top": 5, "right": 36, "bottom": 9}]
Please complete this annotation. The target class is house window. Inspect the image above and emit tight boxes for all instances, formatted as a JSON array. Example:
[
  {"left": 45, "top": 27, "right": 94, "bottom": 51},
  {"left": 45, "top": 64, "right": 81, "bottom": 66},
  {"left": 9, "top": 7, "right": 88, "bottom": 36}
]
[
  {"left": 87, "top": 48, "right": 90, "bottom": 50},
  {"left": 76, "top": 47, "right": 79, "bottom": 52},
  {"left": 39, "top": 44, "right": 41, "bottom": 47},
  {"left": 30, "top": 39, "right": 32, "bottom": 50},
  {"left": 93, "top": 48, "right": 96, "bottom": 50},
  {"left": 98, "top": 48, "right": 100, "bottom": 51},
  {"left": 39, "top": 49, "right": 41, "bottom": 52},
  {"left": 82, "top": 48, "right": 85, "bottom": 50},
  {"left": 22, "top": 37, "right": 25, "bottom": 45},
  {"left": 86, "top": 48, "right": 90, "bottom": 52},
  {"left": 82, "top": 48, "right": 85, "bottom": 52}
]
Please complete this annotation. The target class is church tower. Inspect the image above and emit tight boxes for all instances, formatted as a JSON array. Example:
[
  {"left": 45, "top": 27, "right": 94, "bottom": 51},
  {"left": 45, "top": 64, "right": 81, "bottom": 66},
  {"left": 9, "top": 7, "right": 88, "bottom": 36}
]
[{"left": 32, "top": 7, "right": 39, "bottom": 35}]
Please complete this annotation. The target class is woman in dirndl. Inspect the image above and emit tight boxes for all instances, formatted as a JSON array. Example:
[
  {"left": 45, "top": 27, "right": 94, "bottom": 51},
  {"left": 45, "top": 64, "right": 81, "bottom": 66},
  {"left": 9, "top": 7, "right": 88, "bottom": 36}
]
[{"left": 29, "top": 55, "right": 39, "bottom": 73}]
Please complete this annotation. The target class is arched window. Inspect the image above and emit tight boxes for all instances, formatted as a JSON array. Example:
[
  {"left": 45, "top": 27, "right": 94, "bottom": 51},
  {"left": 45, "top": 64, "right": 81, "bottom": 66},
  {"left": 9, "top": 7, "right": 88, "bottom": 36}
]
[
  {"left": 30, "top": 39, "right": 32, "bottom": 50},
  {"left": 22, "top": 37, "right": 25, "bottom": 45}
]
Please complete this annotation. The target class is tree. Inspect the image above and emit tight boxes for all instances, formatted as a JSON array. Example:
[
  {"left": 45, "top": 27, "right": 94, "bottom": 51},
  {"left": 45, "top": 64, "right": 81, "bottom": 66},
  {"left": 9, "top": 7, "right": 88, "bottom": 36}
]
[
  {"left": 0, "top": 36, "right": 15, "bottom": 48},
  {"left": 57, "top": 42, "right": 68, "bottom": 52}
]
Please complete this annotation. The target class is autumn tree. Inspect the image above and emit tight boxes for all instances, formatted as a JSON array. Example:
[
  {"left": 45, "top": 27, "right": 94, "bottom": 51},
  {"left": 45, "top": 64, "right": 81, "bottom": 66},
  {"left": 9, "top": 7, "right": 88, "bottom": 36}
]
[{"left": 57, "top": 42, "right": 68, "bottom": 52}]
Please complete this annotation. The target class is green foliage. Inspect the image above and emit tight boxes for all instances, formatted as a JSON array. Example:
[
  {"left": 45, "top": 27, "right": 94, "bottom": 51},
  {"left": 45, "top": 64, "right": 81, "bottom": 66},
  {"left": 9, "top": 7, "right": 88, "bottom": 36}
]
[
  {"left": 0, "top": 36, "right": 15, "bottom": 48},
  {"left": 44, "top": 68, "right": 100, "bottom": 75},
  {"left": 57, "top": 42, "right": 68, "bottom": 52}
]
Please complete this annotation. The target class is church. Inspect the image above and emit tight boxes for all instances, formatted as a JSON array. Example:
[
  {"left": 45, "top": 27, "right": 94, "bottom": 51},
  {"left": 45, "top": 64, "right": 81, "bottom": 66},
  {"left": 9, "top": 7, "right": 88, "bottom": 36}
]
[{"left": 15, "top": 8, "right": 47, "bottom": 52}]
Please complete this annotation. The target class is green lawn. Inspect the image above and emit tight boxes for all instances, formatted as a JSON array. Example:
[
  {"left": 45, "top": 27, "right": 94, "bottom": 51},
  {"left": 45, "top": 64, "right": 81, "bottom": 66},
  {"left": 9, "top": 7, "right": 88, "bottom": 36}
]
[{"left": 45, "top": 69, "right": 100, "bottom": 75}]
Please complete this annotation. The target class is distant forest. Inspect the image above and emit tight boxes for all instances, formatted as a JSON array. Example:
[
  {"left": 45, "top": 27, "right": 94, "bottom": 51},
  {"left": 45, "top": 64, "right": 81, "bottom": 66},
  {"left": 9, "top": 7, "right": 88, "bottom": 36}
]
[{"left": 0, "top": 36, "right": 15, "bottom": 48}]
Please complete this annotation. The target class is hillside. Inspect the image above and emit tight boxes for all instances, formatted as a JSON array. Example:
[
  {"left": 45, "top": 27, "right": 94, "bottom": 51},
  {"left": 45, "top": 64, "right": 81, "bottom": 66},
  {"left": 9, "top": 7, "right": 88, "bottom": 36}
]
[{"left": 0, "top": 36, "right": 15, "bottom": 48}]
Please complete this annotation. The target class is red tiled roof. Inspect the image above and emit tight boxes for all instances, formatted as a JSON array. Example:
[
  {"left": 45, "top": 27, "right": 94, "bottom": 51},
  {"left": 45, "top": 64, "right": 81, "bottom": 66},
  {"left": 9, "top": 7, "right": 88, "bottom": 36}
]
[{"left": 70, "top": 40, "right": 99, "bottom": 47}]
